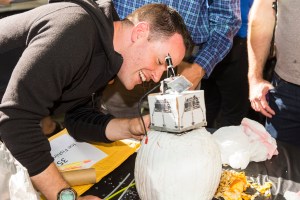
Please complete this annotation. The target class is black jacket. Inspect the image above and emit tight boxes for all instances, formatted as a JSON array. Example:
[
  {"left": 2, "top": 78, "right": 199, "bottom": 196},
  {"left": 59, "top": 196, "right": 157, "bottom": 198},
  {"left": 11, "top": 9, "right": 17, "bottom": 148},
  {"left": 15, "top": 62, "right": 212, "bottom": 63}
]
[{"left": 0, "top": 0, "right": 122, "bottom": 176}]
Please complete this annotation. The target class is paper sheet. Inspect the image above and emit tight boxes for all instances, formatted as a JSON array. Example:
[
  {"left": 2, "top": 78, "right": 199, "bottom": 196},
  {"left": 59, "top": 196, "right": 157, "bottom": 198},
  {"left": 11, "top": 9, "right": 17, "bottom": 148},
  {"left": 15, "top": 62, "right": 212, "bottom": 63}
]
[{"left": 50, "top": 133, "right": 107, "bottom": 170}]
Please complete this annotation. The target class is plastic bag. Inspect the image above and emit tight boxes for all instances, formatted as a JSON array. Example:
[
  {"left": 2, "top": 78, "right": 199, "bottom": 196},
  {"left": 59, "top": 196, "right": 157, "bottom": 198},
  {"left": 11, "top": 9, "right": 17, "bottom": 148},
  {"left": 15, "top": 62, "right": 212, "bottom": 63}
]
[
  {"left": 0, "top": 141, "right": 38, "bottom": 200},
  {"left": 212, "top": 118, "right": 278, "bottom": 169},
  {"left": 284, "top": 191, "right": 300, "bottom": 200}
]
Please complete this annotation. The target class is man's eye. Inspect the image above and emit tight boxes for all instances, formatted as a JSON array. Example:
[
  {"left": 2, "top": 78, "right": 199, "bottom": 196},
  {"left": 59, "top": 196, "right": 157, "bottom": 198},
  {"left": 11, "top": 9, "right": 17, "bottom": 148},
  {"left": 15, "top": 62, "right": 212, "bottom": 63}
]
[{"left": 157, "top": 59, "right": 162, "bottom": 65}]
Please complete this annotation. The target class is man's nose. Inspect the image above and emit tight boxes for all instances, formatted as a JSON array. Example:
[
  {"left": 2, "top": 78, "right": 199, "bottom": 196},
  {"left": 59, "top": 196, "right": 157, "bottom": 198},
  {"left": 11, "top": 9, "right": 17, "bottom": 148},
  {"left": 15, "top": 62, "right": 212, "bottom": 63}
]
[{"left": 151, "top": 66, "right": 165, "bottom": 83}]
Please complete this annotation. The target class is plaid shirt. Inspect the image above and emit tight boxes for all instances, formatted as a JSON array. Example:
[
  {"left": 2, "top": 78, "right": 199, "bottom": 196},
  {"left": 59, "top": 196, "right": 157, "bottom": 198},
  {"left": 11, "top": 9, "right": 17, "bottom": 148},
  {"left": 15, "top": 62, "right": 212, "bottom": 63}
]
[{"left": 112, "top": 0, "right": 241, "bottom": 78}]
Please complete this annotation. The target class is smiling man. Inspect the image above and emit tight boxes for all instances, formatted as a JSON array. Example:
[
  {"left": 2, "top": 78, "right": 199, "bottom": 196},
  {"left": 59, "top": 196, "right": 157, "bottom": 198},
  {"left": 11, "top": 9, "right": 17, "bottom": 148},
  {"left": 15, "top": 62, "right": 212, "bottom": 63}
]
[
  {"left": 113, "top": 10, "right": 188, "bottom": 89},
  {"left": 0, "top": 1, "right": 192, "bottom": 199}
]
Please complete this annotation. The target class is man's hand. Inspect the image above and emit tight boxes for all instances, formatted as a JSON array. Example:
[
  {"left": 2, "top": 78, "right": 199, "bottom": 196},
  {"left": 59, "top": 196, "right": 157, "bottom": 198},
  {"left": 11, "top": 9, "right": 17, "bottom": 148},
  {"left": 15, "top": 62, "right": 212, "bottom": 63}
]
[
  {"left": 40, "top": 116, "right": 57, "bottom": 135},
  {"left": 177, "top": 61, "right": 205, "bottom": 90},
  {"left": 105, "top": 115, "right": 150, "bottom": 141},
  {"left": 31, "top": 163, "right": 102, "bottom": 200},
  {"left": 31, "top": 163, "right": 69, "bottom": 200},
  {"left": 249, "top": 79, "right": 275, "bottom": 118},
  {"left": 78, "top": 196, "right": 102, "bottom": 200},
  {"left": 128, "top": 114, "right": 150, "bottom": 140}
]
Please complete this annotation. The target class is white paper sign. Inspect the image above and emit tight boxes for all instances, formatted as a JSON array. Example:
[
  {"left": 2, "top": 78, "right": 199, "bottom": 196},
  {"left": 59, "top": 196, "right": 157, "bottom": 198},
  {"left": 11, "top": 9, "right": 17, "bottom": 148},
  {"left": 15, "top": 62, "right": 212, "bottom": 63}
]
[{"left": 50, "top": 134, "right": 107, "bottom": 170}]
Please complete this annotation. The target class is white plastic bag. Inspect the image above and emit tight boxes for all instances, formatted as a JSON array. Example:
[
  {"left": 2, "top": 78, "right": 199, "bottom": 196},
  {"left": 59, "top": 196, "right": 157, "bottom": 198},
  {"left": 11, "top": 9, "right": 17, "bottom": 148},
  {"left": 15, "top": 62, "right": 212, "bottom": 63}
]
[
  {"left": 212, "top": 118, "right": 278, "bottom": 169},
  {"left": 241, "top": 118, "right": 278, "bottom": 161},
  {"left": 0, "top": 141, "right": 38, "bottom": 200},
  {"left": 284, "top": 191, "right": 300, "bottom": 200}
]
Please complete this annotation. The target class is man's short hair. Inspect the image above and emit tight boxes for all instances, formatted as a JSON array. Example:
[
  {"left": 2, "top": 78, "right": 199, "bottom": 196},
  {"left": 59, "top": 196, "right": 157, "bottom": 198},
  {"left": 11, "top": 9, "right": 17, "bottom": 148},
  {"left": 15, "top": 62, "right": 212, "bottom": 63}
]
[{"left": 125, "top": 3, "right": 194, "bottom": 58}]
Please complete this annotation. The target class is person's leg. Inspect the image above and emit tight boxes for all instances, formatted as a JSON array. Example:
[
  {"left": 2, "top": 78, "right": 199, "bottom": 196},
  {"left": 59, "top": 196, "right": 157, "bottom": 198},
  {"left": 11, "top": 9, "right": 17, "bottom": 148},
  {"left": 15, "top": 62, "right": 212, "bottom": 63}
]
[
  {"left": 215, "top": 36, "right": 250, "bottom": 127},
  {"left": 201, "top": 73, "right": 220, "bottom": 128},
  {"left": 266, "top": 73, "right": 300, "bottom": 145}
]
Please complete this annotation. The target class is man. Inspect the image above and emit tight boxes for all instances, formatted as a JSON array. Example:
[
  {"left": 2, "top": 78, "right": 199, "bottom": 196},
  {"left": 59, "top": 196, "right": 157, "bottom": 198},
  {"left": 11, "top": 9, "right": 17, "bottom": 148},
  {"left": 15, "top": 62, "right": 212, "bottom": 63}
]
[
  {"left": 248, "top": 0, "right": 300, "bottom": 145},
  {"left": 101, "top": 0, "right": 241, "bottom": 119},
  {"left": 0, "top": 1, "right": 192, "bottom": 199},
  {"left": 201, "top": 0, "right": 253, "bottom": 128}
]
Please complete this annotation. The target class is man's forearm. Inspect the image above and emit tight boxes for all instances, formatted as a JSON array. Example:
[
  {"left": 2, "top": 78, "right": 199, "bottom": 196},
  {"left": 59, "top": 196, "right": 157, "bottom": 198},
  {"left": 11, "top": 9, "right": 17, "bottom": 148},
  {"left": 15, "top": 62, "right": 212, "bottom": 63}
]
[
  {"left": 31, "top": 163, "right": 69, "bottom": 200},
  {"left": 105, "top": 115, "right": 150, "bottom": 141},
  {"left": 177, "top": 61, "right": 205, "bottom": 90},
  {"left": 247, "top": 0, "right": 276, "bottom": 82}
]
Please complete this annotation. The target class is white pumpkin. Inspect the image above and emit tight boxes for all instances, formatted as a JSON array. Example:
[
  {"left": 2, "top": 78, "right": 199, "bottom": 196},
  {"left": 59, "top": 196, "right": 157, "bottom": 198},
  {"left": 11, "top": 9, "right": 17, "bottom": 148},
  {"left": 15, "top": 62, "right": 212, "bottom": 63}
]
[{"left": 135, "top": 128, "right": 222, "bottom": 200}]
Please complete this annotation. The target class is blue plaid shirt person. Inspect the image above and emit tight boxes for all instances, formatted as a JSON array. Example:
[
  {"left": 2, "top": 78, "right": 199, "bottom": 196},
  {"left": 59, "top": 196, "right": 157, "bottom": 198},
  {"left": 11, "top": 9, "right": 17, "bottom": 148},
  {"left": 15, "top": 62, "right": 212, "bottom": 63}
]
[{"left": 112, "top": 0, "right": 241, "bottom": 78}]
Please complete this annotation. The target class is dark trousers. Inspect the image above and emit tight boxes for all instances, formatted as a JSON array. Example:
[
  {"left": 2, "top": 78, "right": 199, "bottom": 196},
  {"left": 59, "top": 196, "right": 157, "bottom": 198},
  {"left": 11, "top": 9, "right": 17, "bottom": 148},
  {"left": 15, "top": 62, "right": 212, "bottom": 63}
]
[
  {"left": 201, "top": 36, "right": 250, "bottom": 128},
  {"left": 266, "top": 73, "right": 300, "bottom": 146}
]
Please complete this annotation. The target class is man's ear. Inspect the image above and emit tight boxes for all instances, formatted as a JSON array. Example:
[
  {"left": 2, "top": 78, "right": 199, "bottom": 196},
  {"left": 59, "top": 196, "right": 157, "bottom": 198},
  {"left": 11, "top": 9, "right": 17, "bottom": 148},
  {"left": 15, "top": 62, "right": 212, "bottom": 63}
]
[{"left": 131, "top": 22, "right": 150, "bottom": 42}]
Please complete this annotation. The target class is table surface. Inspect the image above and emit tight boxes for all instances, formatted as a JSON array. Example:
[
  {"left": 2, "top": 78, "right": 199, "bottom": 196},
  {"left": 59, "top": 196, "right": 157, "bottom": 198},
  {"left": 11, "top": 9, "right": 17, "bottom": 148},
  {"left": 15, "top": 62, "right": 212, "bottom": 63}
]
[{"left": 83, "top": 140, "right": 300, "bottom": 200}]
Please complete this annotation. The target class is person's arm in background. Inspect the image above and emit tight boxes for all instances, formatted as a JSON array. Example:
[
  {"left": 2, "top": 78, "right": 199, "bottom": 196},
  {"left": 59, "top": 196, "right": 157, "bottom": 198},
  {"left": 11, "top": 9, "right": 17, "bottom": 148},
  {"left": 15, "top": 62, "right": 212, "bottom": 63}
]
[
  {"left": 178, "top": 0, "right": 241, "bottom": 89},
  {"left": 247, "top": 0, "right": 276, "bottom": 117}
]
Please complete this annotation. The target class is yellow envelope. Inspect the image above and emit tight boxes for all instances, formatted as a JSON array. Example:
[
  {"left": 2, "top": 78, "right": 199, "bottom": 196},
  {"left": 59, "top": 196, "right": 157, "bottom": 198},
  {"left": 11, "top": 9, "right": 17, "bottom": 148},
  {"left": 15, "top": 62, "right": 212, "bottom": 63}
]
[{"left": 47, "top": 129, "right": 140, "bottom": 197}]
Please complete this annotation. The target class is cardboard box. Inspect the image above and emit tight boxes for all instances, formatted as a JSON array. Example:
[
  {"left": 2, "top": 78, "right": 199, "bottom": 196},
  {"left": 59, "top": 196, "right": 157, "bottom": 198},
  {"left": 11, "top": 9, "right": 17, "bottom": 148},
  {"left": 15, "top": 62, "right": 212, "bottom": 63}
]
[{"left": 148, "top": 90, "right": 207, "bottom": 133}]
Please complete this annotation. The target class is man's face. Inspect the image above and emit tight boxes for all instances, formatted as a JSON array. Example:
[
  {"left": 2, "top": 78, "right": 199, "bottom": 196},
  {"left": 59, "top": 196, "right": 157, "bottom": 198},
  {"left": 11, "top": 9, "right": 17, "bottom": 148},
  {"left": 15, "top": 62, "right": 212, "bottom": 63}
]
[{"left": 117, "top": 32, "right": 186, "bottom": 90}]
